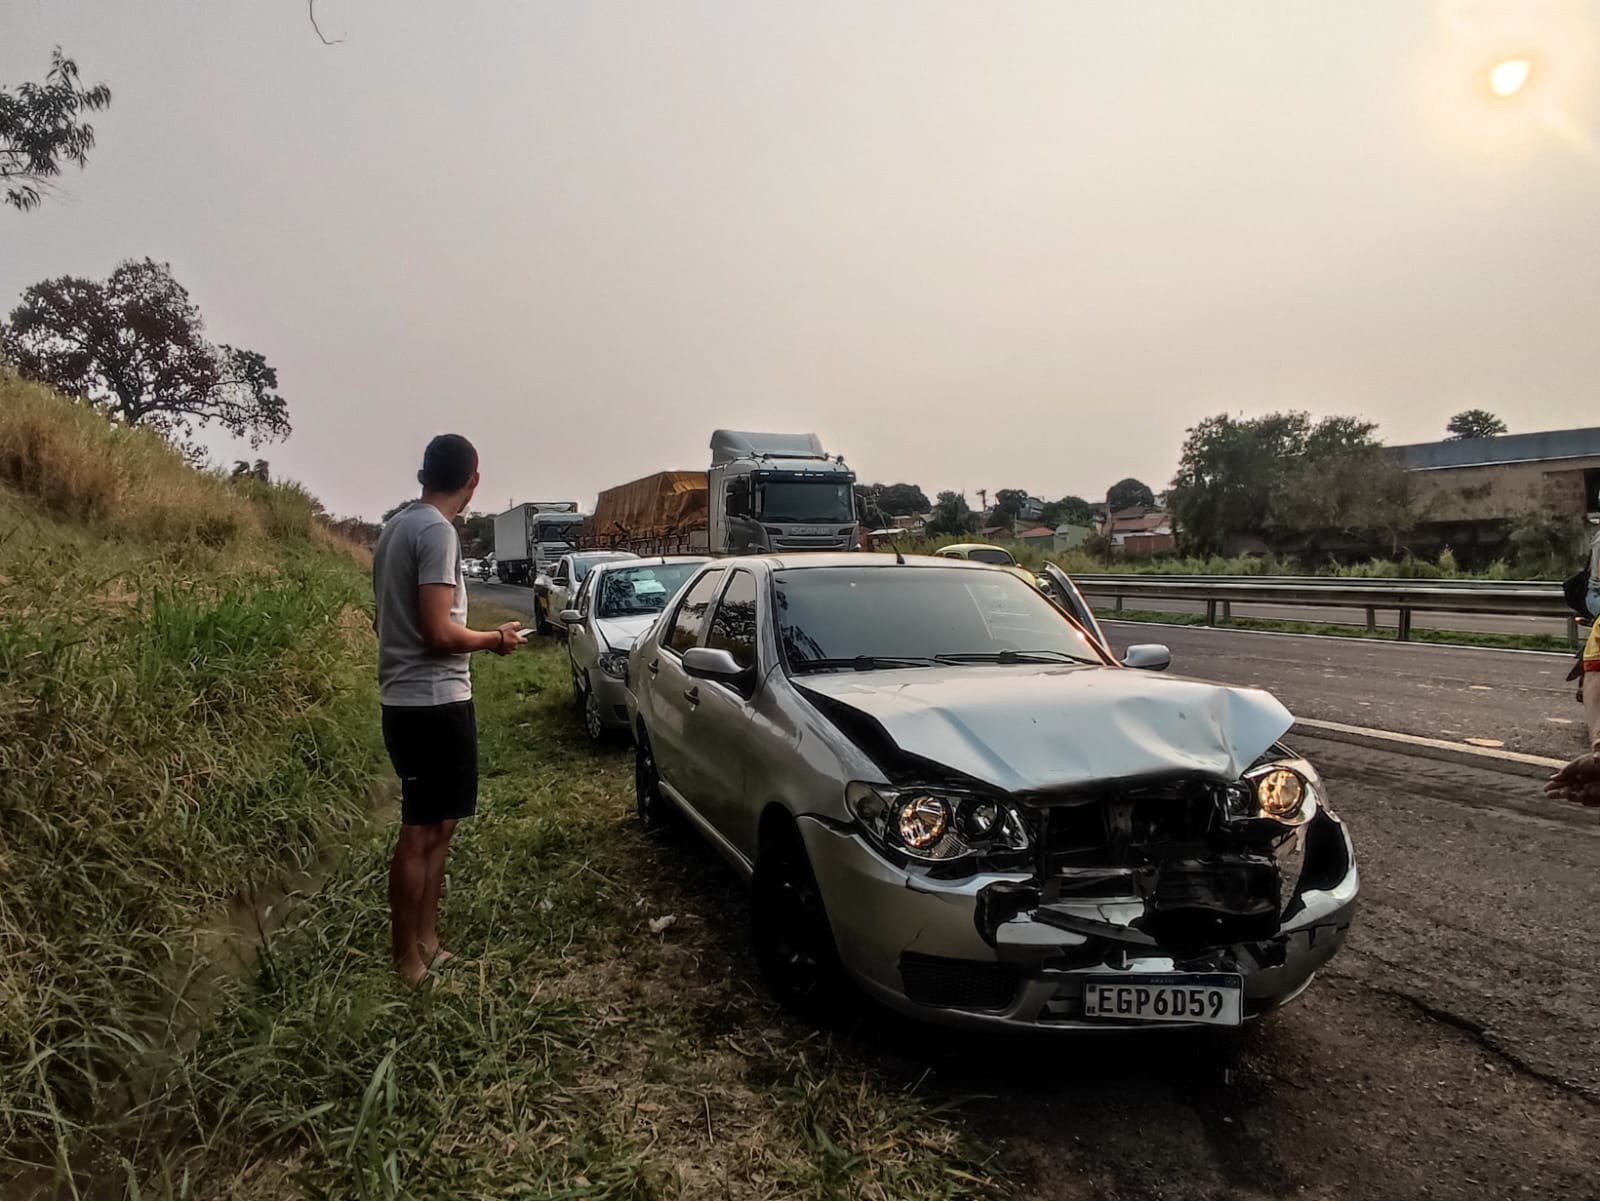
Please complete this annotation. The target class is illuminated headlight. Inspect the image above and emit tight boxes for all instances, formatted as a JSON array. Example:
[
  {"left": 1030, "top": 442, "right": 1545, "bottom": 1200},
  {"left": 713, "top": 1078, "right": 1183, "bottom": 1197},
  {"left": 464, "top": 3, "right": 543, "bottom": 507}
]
[
  {"left": 598, "top": 650, "right": 629, "bottom": 679},
  {"left": 846, "top": 783, "right": 1031, "bottom": 863},
  {"left": 1242, "top": 759, "right": 1322, "bottom": 824}
]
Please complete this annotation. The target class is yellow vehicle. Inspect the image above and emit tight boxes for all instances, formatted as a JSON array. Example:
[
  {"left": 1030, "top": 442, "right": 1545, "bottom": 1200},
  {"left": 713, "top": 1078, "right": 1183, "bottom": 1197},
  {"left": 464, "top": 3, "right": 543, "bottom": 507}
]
[{"left": 932, "top": 543, "right": 1039, "bottom": 587}]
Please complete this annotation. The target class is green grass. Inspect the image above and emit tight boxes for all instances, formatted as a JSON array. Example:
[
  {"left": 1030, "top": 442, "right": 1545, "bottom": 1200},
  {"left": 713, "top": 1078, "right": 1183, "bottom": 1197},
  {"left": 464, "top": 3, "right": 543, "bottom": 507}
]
[
  {"left": 65, "top": 640, "right": 1001, "bottom": 1198},
  {"left": 1098, "top": 606, "right": 1574, "bottom": 653}
]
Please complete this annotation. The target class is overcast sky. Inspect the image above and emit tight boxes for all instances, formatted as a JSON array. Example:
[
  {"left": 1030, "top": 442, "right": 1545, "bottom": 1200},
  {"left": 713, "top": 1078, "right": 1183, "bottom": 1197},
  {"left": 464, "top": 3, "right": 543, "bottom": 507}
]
[{"left": 5, "top": 1, "right": 1598, "bottom": 520}]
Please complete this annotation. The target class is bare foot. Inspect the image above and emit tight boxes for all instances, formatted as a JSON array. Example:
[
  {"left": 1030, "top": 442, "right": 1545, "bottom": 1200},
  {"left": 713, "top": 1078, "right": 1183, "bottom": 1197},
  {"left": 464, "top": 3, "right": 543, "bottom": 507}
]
[
  {"left": 395, "top": 955, "right": 430, "bottom": 989},
  {"left": 418, "top": 943, "right": 456, "bottom": 969}
]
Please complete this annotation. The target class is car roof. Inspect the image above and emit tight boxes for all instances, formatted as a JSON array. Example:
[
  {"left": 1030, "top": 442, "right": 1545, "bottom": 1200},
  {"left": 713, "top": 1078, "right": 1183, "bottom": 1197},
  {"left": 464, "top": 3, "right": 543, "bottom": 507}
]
[
  {"left": 589, "top": 554, "right": 710, "bottom": 571},
  {"left": 737, "top": 552, "right": 1014, "bottom": 573},
  {"left": 936, "top": 543, "right": 1012, "bottom": 556}
]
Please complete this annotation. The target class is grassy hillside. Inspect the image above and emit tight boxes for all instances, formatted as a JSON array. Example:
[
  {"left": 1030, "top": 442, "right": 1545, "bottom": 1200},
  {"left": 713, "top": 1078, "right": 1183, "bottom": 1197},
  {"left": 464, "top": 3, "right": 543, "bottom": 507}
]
[{"left": 0, "top": 372, "right": 385, "bottom": 1187}]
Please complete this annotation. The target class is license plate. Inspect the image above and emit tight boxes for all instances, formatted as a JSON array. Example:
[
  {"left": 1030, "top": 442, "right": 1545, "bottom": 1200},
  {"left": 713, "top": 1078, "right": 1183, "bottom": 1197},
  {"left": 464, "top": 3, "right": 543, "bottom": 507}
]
[{"left": 1081, "top": 973, "right": 1243, "bottom": 1026}]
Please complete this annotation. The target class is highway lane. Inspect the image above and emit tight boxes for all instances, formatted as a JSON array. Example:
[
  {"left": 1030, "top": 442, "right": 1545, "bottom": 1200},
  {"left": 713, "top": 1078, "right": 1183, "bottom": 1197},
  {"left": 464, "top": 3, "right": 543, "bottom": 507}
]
[
  {"left": 1104, "top": 619, "right": 1585, "bottom": 762},
  {"left": 1100, "top": 595, "right": 1572, "bottom": 640}
]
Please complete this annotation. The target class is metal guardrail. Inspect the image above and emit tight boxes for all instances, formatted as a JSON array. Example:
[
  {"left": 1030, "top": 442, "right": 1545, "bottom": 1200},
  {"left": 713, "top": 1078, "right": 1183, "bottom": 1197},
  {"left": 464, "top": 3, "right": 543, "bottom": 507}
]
[{"left": 1070, "top": 574, "right": 1580, "bottom": 646}]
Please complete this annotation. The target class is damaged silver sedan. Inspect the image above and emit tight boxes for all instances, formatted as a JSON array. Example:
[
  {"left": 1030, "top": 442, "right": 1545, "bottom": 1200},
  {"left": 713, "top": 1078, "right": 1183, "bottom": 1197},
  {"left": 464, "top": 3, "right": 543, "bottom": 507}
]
[{"left": 627, "top": 554, "right": 1357, "bottom": 1030}]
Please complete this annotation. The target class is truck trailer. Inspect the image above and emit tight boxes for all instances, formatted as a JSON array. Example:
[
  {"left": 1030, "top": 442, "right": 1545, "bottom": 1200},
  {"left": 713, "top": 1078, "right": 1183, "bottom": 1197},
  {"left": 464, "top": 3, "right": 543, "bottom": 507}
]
[
  {"left": 586, "top": 431, "right": 858, "bottom": 557},
  {"left": 493, "top": 501, "right": 584, "bottom": 584}
]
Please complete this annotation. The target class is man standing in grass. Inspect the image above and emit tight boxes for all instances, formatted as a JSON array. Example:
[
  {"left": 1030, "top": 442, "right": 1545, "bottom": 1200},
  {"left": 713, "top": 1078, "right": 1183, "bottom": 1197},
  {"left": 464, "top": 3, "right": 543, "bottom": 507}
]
[{"left": 372, "top": 434, "right": 525, "bottom": 986}]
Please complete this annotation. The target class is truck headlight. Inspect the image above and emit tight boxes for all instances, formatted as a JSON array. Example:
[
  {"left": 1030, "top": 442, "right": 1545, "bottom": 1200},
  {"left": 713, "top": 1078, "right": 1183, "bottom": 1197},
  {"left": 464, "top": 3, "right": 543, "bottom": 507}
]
[
  {"left": 598, "top": 651, "right": 629, "bottom": 679},
  {"left": 846, "top": 783, "right": 1030, "bottom": 863}
]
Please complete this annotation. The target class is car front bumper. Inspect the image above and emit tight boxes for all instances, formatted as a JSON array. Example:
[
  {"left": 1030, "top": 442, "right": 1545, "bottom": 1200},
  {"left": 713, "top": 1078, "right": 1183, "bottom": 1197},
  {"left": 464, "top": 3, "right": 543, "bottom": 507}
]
[
  {"left": 589, "top": 670, "right": 634, "bottom": 731},
  {"left": 797, "top": 811, "right": 1358, "bottom": 1031}
]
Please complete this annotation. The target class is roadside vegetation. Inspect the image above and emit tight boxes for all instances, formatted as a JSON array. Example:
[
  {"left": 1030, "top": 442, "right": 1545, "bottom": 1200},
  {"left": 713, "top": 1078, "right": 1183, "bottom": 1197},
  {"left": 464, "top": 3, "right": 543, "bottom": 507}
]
[{"left": 0, "top": 374, "right": 997, "bottom": 1197}]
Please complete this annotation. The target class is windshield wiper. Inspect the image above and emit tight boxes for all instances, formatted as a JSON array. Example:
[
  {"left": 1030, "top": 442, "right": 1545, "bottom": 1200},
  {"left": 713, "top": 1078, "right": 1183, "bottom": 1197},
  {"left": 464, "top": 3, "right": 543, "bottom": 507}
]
[
  {"left": 791, "top": 655, "right": 936, "bottom": 673},
  {"left": 934, "top": 649, "right": 1094, "bottom": 666}
]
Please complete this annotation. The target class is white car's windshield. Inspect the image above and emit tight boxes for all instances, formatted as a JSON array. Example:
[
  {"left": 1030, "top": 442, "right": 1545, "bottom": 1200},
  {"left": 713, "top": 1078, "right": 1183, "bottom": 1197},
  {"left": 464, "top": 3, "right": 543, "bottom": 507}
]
[
  {"left": 774, "top": 566, "right": 1105, "bottom": 672},
  {"left": 597, "top": 563, "right": 704, "bottom": 617}
]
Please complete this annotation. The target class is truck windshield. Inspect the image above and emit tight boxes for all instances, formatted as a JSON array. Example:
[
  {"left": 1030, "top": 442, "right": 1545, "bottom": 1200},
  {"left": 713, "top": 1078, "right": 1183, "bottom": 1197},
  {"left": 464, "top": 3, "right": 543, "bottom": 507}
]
[
  {"left": 774, "top": 565, "right": 1105, "bottom": 672},
  {"left": 757, "top": 481, "right": 854, "bottom": 524},
  {"left": 535, "top": 522, "right": 579, "bottom": 545},
  {"left": 596, "top": 562, "right": 704, "bottom": 617}
]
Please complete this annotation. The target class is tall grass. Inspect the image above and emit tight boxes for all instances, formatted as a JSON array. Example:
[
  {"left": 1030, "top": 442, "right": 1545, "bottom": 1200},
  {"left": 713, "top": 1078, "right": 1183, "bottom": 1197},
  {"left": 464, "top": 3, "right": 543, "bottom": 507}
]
[{"left": 0, "top": 378, "right": 385, "bottom": 1189}]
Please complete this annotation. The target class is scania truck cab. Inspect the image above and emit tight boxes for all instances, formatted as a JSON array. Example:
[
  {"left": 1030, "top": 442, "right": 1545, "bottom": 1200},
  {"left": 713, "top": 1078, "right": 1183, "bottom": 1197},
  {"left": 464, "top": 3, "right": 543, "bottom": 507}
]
[{"left": 706, "top": 430, "right": 858, "bottom": 554}]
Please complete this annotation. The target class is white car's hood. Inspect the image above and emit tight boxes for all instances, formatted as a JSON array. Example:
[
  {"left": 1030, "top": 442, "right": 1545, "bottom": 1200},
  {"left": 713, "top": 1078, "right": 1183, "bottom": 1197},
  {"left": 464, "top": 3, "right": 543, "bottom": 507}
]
[
  {"left": 593, "top": 614, "right": 659, "bottom": 651},
  {"left": 795, "top": 664, "right": 1293, "bottom": 793}
]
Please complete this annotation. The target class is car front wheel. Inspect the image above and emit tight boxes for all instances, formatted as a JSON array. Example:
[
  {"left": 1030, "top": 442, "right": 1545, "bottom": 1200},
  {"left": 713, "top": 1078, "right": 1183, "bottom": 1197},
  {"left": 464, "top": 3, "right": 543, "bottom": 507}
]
[
  {"left": 581, "top": 682, "right": 609, "bottom": 744},
  {"left": 751, "top": 826, "right": 851, "bottom": 1025}
]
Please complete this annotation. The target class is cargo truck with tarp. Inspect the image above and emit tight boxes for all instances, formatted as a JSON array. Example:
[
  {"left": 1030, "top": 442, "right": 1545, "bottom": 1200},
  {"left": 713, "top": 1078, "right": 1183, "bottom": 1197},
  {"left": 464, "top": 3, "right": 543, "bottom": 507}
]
[{"left": 587, "top": 431, "right": 858, "bottom": 557}]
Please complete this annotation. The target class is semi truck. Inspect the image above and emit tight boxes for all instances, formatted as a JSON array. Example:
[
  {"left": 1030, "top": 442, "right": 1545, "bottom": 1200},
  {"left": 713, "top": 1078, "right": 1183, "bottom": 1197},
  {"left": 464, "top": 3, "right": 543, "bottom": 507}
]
[
  {"left": 493, "top": 501, "right": 585, "bottom": 584},
  {"left": 587, "top": 430, "right": 858, "bottom": 556}
]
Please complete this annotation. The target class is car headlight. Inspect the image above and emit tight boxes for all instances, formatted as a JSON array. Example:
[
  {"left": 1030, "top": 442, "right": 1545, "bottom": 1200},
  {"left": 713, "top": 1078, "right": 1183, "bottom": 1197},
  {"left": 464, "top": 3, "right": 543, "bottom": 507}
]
[
  {"left": 1240, "top": 758, "right": 1322, "bottom": 825},
  {"left": 846, "top": 782, "right": 1031, "bottom": 863},
  {"left": 598, "top": 650, "right": 629, "bottom": 679}
]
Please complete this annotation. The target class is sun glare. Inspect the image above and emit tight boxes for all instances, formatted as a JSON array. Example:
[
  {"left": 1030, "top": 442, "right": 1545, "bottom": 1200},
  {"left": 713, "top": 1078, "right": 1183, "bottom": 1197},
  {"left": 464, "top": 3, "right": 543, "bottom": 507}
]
[{"left": 1487, "top": 57, "right": 1532, "bottom": 98}]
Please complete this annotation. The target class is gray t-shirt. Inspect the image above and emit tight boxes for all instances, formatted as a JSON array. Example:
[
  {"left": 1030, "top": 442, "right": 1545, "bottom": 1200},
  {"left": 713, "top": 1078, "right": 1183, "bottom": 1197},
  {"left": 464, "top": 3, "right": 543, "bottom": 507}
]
[{"left": 372, "top": 502, "right": 471, "bottom": 707}]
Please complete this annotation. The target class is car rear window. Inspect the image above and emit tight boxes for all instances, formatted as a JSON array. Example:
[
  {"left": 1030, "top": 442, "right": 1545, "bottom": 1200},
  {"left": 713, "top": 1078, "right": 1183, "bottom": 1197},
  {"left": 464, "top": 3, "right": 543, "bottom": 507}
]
[{"left": 966, "top": 547, "right": 1014, "bottom": 565}]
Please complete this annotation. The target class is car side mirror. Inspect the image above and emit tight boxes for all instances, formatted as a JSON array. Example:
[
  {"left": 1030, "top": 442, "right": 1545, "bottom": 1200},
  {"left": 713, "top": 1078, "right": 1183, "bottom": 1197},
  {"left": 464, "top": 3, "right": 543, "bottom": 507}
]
[
  {"left": 1123, "top": 644, "right": 1172, "bottom": 672},
  {"left": 682, "top": 646, "right": 749, "bottom": 683},
  {"left": 560, "top": 609, "right": 583, "bottom": 625}
]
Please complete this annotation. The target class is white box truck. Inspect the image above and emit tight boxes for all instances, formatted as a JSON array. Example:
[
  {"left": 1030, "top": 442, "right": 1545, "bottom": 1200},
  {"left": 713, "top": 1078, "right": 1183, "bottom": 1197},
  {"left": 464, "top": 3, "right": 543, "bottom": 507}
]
[{"left": 493, "top": 501, "right": 584, "bottom": 584}]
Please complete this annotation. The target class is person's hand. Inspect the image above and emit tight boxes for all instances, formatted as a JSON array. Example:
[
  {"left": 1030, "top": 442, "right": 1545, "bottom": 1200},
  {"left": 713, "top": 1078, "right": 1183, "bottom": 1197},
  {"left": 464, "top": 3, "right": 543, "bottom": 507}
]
[
  {"left": 1545, "top": 753, "right": 1600, "bottom": 808},
  {"left": 494, "top": 622, "right": 526, "bottom": 656}
]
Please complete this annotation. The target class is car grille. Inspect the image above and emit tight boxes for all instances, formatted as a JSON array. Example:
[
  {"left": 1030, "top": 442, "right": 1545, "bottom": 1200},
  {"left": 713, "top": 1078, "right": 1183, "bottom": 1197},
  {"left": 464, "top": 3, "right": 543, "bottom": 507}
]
[{"left": 899, "top": 953, "right": 1019, "bottom": 1011}]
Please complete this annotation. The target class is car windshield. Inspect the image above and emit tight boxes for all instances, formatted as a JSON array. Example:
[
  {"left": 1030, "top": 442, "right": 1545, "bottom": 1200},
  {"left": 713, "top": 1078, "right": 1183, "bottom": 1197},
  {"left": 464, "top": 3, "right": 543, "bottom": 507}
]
[
  {"left": 965, "top": 547, "right": 1014, "bottom": 565},
  {"left": 775, "top": 565, "right": 1105, "bottom": 672},
  {"left": 757, "top": 480, "right": 854, "bottom": 524},
  {"left": 535, "top": 522, "right": 580, "bottom": 545},
  {"left": 596, "top": 562, "right": 705, "bottom": 617}
]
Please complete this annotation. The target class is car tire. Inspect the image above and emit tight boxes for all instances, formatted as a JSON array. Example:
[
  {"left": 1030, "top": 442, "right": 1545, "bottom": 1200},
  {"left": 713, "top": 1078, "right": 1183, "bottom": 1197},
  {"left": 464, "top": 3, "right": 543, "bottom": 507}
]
[
  {"left": 634, "top": 728, "right": 675, "bottom": 833},
  {"left": 751, "top": 826, "right": 852, "bottom": 1026},
  {"left": 580, "top": 680, "right": 611, "bottom": 746}
]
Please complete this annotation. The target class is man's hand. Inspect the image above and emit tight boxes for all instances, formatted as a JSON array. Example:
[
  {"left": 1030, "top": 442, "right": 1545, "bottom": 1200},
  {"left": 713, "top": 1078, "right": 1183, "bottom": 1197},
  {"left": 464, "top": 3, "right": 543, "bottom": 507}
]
[
  {"left": 1545, "top": 753, "right": 1600, "bottom": 809},
  {"left": 494, "top": 622, "right": 526, "bottom": 656}
]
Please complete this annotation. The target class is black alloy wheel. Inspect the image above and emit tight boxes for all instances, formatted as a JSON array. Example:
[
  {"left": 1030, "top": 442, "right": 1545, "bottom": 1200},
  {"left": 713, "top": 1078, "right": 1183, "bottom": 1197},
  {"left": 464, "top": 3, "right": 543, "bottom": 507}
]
[
  {"left": 751, "top": 830, "right": 851, "bottom": 1025},
  {"left": 634, "top": 728, "right": 674, "bottom": 833}
]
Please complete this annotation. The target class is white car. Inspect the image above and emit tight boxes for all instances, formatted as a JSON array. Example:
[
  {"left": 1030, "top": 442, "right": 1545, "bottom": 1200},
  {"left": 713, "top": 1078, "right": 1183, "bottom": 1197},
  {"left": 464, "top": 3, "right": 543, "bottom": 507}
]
[
  {"left": 535, "top": 551, "right": 637, "bottom": 635},
  {"left": 563, "top": 557, "right": 712, "bottom": 742}
]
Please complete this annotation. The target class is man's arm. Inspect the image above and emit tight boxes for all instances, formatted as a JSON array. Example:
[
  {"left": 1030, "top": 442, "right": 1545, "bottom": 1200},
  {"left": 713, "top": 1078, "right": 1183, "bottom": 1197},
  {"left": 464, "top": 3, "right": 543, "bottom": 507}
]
[{"left": 417, "top": 583, "right": 523, "bottom": 655}]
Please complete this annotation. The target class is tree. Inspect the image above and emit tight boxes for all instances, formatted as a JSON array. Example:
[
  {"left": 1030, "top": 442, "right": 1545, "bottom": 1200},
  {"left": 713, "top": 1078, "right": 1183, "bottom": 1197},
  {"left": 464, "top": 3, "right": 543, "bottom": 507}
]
[
  {"left": 926, "top": 490, "right": 973, "bottom": 537},
  {"left": 991, "top": 488, "right": 1029, "bottom": 529},
  {"left": 1168, "top": 411, "right": 1418, "bottom": 556},
  {"left": 458, "top": 511, "right": 496, "bottom": 557},
  {"left": 1, "top": 50, "right": 111, "bottom": 211},
  {"left": 3, "top": 258, "right": 290, "bottom": 448},
  {"left": 865, "top": 482, "right": 930, "bottom": 517},
  {"left": 1446, "top": 409, "right": 1507, "bottom": 441},
  {"left": 1040, "top": 495, "right": 1094, "bottom": 528},
  {"left": 1106, "top": 478, "right": 1156, "bottom": 512}
]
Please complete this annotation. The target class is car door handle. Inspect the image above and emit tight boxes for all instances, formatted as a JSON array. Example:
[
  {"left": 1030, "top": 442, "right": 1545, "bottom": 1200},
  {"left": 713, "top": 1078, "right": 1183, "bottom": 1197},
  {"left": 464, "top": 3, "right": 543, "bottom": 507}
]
[
  {"left": 648, "top": 659, "right": 660, "bottom": 676},
  {"left": 683, "top": 687, "right": 699, "bottom": 706}
]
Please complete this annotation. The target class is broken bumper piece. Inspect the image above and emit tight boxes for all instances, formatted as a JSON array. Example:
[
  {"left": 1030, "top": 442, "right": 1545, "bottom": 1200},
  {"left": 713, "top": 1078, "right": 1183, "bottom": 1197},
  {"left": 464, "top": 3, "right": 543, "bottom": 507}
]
[{"left": 797, "top": 811, "right": 1358, "bottom": 1031}]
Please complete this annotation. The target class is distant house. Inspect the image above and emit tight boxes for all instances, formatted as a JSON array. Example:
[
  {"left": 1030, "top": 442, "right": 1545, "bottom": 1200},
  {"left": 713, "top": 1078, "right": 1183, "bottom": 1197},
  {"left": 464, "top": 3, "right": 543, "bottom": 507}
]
[
  {"left": 1015, "top": 524, "right": 1056, "bottom": 545},
  {"left": 1103, "top": 507, "right": 1175, "bottom": 557},
  {"left": 1054, "top": 523, "right": 1093, "bottom": 550},
  {"left": 1017, "top": 496, "right": 1048, "bottom": 523},
  {"left": 891, "top": 513, "right": 928, "bottom": 533}
]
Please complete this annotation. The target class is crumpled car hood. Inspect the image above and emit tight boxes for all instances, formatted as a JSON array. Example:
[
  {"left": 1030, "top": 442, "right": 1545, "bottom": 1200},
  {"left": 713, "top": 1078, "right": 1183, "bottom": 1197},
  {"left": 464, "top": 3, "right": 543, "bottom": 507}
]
[
  {"left": 796, "top": 664, "right": 1293, "bottom": 793},
  {"left": 593, "top": 615, "right": 657, "bottom": 651}
]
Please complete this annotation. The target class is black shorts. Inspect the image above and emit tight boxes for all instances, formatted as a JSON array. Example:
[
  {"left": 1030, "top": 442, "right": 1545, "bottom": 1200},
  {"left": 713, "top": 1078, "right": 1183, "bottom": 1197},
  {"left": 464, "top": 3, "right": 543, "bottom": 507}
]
[{"left": 381, "top": 700, "right": 478, "bottom": 826}]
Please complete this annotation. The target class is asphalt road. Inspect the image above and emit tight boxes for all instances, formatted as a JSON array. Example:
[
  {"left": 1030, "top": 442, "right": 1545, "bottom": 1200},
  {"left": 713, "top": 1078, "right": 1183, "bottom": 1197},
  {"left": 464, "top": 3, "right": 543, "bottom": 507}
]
[
  {"left": 1102, "top": 595, "right": 1573, "bottom": 639},
  {"left": 1104, "top": 619, "right": 1585, "bottom": 762},
  {"left": 471, "top": 578, "right": 541, "bottom": 622}
]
